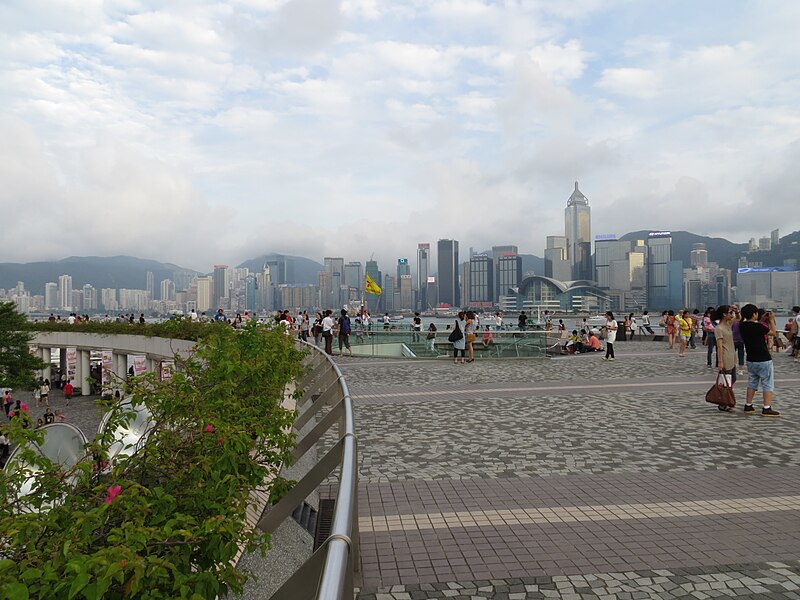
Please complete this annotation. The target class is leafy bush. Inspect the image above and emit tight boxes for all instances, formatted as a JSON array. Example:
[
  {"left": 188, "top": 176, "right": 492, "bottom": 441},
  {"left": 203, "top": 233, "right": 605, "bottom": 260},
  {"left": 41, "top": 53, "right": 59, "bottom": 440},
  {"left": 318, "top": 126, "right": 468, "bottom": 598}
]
[{"left": 0, "top": 322, "right": 307, "bottom": 599}]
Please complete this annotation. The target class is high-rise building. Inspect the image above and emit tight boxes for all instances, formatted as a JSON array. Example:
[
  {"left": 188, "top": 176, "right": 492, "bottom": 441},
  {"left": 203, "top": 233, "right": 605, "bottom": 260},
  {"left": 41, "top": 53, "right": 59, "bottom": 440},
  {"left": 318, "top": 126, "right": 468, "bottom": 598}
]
[
  {"left": 324, "top": 257, "right": 345, "bottom": 308},
  {"left": 101, "top": 288, "right": 117, "bottom": 311},
  {"left": 44, "top": 282, "right": 58, "bottom": 310},
  {"left": 365, "top": 260, "right": 382, "bottom": 314},
  {"left": 160, "top": 279, "right": 176, "bottom": 302},
  {"left": 416, "top": 243, "right": 430, "bottom": 311},
  {"left": 771, "top": 229, "right": 780, "bottom": 248},
  {"left": 196, "top": 276, "right": 213, "bottom": 313},
  {"left": 437, "top": 239, "right": 459, "bottom": 307},
  {"left": 469, "top": 254, "right": 494, "bottom": 306},
  {"left": 344, "top": 262, "right": 363, "bottom": 297},
  {"left": 690, "top": 243, "right": 708, "bottom": 268},
  {"left": 399, "top": 275, "right": 413, "bottom": 310},
  {"left": 496, "top": 253, "right": 522, "bottom": 300},
  {"left": 71, "top": 289, "right": 83, "bottom": 311},
  {"left": 383, "top": 275, "right": 395, "bottom": 312},
  {"left": 146, "top": 271, "right": 154, "bottom": 299},
  {"left": 318, "top": 271, "right": 331, "bottom": 309},
  {"left": 256, "top": 264, "right": 273, "bottom": 311},
  {"left": 58, "top": 274, "right": 73, "bottom": 310},
  {"left": 564, "top": 181, "right": 592, "bottom": 280},
  {"left": 595, "top": 239, "right": 632, "bottom": 289},
  {"left": 646, "top": 232, "right": 682, "bottom": 310},
  {"left": 212, "top": 265, "right": 230, "bottom": 309},
  {"left": 396, "top": 258, "right": 410, "bottom": 283},
  {"left": 82, "top": 284, "right": 97, "bottom": 311},
  {"left": 544, "top": 236, "right": 571, "bottom": 281}
]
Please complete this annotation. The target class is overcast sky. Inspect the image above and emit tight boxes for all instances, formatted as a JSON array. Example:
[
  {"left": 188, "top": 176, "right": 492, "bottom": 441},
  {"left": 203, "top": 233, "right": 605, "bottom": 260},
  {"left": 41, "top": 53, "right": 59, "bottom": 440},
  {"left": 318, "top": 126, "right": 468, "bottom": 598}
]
[{"left": 2, "top": 0, "right": 799, "bottom": 272}]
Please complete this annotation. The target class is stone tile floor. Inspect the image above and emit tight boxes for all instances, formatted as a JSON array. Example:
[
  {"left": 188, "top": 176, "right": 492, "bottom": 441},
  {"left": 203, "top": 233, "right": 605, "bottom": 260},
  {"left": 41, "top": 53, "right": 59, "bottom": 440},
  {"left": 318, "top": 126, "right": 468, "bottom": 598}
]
[{"left": 332, "top": 340, "right": 800, "bottom": 598}]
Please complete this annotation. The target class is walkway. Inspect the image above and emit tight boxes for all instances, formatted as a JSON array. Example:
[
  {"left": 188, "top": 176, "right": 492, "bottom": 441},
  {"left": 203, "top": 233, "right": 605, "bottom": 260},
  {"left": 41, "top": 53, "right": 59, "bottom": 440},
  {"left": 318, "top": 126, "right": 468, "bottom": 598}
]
[{"left": 333, "top": 340, "right": 800, "bottom": 599}]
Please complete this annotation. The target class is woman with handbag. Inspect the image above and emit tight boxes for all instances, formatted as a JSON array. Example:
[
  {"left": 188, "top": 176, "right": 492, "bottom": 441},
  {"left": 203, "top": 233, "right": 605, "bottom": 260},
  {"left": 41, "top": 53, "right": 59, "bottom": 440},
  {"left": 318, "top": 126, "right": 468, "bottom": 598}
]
[
  {"left": 713, "top": 305, "right": 738, "bottom": 412},
  {"left": 449, "top": 311, "right": 467, "bottom": 364}
]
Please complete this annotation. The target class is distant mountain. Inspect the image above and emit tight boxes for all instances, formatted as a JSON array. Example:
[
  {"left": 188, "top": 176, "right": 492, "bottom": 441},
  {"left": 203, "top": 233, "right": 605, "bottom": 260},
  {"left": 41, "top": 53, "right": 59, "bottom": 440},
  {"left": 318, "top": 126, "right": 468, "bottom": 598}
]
[
  {"left": 618, "top": 230, "right": 800, "bottom": 273},
  {"left": 520, "top": 254, "right": 544, "bottom": 276},
  {"left": 619, "top": 231, "right": 748, "bottom": 271},
  {"left": 0, "top": 256, "right": 198, "bottom": 294},
  {"left": 237, "top": 254, "right": 325, "bottom": 285}
]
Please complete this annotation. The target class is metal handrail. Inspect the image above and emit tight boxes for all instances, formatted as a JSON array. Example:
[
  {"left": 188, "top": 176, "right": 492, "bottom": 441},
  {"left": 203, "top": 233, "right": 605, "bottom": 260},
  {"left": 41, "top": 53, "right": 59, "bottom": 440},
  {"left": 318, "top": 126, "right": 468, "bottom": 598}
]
[
  {"left": 260, "top": 341, "right": 358, "bottom": 600},
  {"left": 310, "top": 344, "right": 358, "bottom": 600}
]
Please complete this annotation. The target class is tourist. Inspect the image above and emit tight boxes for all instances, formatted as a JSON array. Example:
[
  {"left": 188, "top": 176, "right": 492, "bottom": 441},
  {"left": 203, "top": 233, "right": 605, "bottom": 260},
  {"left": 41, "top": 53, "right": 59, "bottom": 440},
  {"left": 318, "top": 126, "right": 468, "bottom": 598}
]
[
  {"left": 299, "top": 311, "right": 310, "bottom": 342},
  {"left": 44, "top": 407, "right": 55, "bottom": 425},
  {"left": 543, "top": 310, "right": 552, "bottom": 331},
  {"left": 481, "top": 326, "right": 494, "bottom": 351},
  {"left": 495, "top": 312, "right": 504, "bottom": 330},
  {"left": 465, "top": 310, "right": 477, "bottom": 363},
  {"left": 426, "top": 322, "right": 437, "bottom": 352},
  {"left": 139, "top": 313, "right": 145, "bottom": 324},
  {"left": 189, "top": 308, "right": 198, "bottom": 321},
  {"left": 54, "top": 409, "right": 65, "bottom": 423},
  {"left": 564, "top": 330, "right": 579, "bottom": 354},
  {"left": 642, "top": 311, "right": 654, "bottom": 335},
  {"left": 517, "top": 311, "right": 528, "bottom": 331},
  {"left": 36, "top": 418, "right": 44, "bottom": 428},
  {"left": 730, "top": 306, "right": 745, "bottom": 374},
  {"left": 354, "top": 317, "right": 364, "bottom": 343},
  {"left": 703, "top": 308, "right": 717, "bottom": 368},
  {"left": 791, "top": 306, "right": 800, "bottom": 359},
  {"left": 739, "top": 304, "right": 780, "bottom": 416},
  {"left": 689, "top": 309, "right": 701, "bottom": 349},
  {"left": 714, "top": 305, "right": 738, "bottom": 412},
  {"left": 411, "top": 312, "right": 422, "bottom": 343},
  {"left": 602, "top": 311, "right": 617, "bottom": 361},
  {"left": 586, "top": 332, "right": 602, "bottom": 352},
  {"left": 63, "top": 380, "right": 74, "bottom": 406},
  {"left": 321, "top": 310, "right": 335, "bottom": 355},
  {"left": 452, "top": 311, "right": 467, "bottom": 364},
  {"left": 337, "top": 309, "right": 353, "bottom": 357},
  {"left": 0, "top": 428, "right": 9, "bottom": 466},
  {"left": 3, "top": 390, "right": 13, "bottom": 418},
  {"left": 676, "top": 310, "right": 692, "bottom": 358},
  {"left": 664, "top": 310, "right": 676, "bottom": 350},
  {"left": 383, "top": 313, "right": 390, "bottom": 330},
  {"left": 629, "top": 313, "right": 637, "bottom": 340},
  {"left": 312, "top": 312, "right": 323, "bottom": 346},
  {"left": 40, "top": 379, "right": 50, "bottom": 407},
  {"left": 557, "top": 319, "right": 565, "bottom": 334}
]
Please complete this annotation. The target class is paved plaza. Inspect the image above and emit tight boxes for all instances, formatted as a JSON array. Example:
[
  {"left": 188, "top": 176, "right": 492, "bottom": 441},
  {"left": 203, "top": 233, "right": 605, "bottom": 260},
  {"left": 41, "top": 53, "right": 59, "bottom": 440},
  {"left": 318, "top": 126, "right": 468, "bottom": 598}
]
[{"left": 332, "top": 340, "right": 800, "bottom": 599}]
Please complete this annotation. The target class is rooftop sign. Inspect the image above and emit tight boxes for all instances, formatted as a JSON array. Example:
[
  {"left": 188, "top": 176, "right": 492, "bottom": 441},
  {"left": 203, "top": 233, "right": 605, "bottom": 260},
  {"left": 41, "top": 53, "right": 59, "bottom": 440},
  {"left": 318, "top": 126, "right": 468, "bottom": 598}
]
[{"left": 648, "top": 231, "right": 672, "bottom": 238}]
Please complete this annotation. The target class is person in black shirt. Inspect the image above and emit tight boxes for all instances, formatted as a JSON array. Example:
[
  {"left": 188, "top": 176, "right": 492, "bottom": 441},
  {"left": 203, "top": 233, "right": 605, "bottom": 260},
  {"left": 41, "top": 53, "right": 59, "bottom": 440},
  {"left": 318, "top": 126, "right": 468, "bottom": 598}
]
[{"left": 739, "top": 303, "right": 780, "bottom": 416}]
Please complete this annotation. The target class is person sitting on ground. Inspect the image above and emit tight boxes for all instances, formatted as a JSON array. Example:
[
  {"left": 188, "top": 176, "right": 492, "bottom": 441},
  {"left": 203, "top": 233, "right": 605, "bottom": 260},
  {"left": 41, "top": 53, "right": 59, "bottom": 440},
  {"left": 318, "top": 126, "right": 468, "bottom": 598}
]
[
  {"left": 43, "top": 407, "right": 55, "bottom": 425},
  {"left": 481, "top": 326, "right": 494, "bottom": 350},
  {"left": 54, "top": 409, "right": 65, "bottom": 423},
  {"left": 586, "top": 332, "right": 602, "bottom": 352}
]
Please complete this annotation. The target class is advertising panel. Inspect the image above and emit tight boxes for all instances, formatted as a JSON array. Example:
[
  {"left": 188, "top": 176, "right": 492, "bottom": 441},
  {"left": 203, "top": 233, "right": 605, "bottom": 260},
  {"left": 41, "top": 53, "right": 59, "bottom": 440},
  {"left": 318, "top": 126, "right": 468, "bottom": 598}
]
[
  {"left": 101, "top": 350, "right": 114, "bottom": 388},
  {"left": 66, "top": 347, "right": 77, "bottom": 385},
  {"left": 132, "top": 355, "right": 147, "bottom": 377},
  {"left": 160, "top": 360, "right": 174, "bottom": 382}
]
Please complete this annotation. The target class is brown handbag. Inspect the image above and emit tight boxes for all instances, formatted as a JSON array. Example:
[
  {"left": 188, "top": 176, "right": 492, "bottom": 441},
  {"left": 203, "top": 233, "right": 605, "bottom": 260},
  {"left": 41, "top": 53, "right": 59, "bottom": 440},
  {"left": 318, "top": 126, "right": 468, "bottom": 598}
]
[{"left": 705, "top": 373, "right": 736, "bottom": 407}]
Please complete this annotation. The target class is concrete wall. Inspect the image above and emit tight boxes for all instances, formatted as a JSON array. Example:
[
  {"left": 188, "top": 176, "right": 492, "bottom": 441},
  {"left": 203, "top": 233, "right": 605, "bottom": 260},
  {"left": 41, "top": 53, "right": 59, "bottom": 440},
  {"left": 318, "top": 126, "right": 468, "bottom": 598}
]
[{"left": 31, "top": 332, "right": 196, "bottom": 361}]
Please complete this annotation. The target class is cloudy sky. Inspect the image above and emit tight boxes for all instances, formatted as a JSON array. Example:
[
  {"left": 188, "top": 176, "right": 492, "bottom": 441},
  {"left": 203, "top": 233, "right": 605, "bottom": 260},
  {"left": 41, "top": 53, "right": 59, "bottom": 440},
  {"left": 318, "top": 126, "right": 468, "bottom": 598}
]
[{"left": 2, "top": 0, "right": 799, "bottom": 273}]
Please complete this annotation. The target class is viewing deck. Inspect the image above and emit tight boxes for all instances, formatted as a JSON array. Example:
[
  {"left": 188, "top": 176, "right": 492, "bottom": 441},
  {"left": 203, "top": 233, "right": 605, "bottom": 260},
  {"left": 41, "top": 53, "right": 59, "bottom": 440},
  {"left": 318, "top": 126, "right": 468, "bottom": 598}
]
[{"left": 334, "top": 340, "right": 800, "bottom": 599}]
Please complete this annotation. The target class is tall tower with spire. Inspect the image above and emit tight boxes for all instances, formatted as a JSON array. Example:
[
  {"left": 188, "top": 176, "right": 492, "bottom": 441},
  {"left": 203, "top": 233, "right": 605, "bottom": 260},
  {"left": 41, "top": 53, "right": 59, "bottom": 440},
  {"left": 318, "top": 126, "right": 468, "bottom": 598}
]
[{"left": 565, "top": 181, "right": 592, "bottom": 281}]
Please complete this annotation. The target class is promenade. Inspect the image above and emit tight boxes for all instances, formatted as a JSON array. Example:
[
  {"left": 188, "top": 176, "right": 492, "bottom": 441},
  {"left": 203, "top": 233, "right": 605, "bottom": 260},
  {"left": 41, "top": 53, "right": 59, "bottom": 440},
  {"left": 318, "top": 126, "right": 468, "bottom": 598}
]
[{"left": 335, "top": 341, "right": 800, "bottom": 599}]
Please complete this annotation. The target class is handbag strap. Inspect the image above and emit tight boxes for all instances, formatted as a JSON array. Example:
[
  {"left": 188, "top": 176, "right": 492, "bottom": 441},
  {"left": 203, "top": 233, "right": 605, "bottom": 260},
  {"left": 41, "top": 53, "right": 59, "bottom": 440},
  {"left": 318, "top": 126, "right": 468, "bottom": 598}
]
[{"left": 715, "top": 372, "right": 731, "bottom": 388}]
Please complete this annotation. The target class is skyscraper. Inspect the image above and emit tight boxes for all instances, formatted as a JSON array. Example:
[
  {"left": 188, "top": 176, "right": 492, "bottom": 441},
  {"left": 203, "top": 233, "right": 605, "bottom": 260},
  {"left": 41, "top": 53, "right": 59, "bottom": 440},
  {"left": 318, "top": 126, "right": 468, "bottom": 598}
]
[
  {"left": 212, "top": 265, "right": 229, "bottom": 309},
  {"left": 44, "top": 282, "right": 58, "bottom": 310},
  {"left": 469, "top": 254, "right": 494, "bottom": 306},
  {"left": 365, "top": 260, "right": 381, "bottom": 314},
  {"left": 58, "top": 274, "right": 73, "bottom": 310},
  {"left": 160, "top": 279, "right": 176, "bottom": 302},
  {"left": 146, "top": 271, "right": 154, "bottom": 300},
  {"left": 437, "top": 239, "right": 459, "bottom": 307},
  {"left": 646, "top": 232, "right": 682, "bottom": 310},
  {"left": 496, "top": 253, "right": 522, "bottom": 299},
  {"left": 565, "top": 181, "right": 592, "bottom": 280},
  {"left": 196, "top": 276, "right": 213, "bottom": 312},
  {"left": 396, "top": 258, "right": 410, "bottom": 282},
  {"left": 416, "top": 243, "right": 430, "bottom": 310},
  {"left": 544, "top": 236, "right": 571, "bottom": 281},
  {"left": 324, "top": 257, "right": 345, "bottom": 308},
  {"left": 82, "top": 284, "right": 97, "bottom": 311}
]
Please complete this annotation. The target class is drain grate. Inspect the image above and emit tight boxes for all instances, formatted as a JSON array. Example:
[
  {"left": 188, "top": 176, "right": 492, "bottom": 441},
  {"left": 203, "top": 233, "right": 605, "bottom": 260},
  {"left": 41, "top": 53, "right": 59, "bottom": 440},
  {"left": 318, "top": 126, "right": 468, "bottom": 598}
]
[
  {"left": 314, "top": 498, "right": 336, "bottom": 551},
  {"left": 291, "top": 501, "right": 318, "bottom": 537}
]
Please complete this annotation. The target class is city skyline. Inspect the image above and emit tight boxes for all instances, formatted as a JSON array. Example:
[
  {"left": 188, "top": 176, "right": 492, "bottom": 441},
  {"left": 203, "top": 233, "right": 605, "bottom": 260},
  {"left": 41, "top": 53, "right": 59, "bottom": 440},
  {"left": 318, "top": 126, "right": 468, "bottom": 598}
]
[{"left": 2, "top": 2, "right": 800, "bottom": 272}]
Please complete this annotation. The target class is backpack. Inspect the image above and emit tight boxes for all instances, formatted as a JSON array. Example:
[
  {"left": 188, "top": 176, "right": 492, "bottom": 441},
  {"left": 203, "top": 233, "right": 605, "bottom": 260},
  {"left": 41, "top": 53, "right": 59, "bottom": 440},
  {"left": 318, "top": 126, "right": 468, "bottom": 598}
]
[{"left": 342, "top": 317, "right": 351, "bottom": 335}]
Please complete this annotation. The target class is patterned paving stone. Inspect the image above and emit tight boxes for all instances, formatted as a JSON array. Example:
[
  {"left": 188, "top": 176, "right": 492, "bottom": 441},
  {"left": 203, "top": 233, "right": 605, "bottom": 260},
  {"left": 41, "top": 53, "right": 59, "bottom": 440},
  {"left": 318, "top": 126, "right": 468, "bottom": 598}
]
[{"left": 328, "top": 343, "right": 800, "bottom": 598}]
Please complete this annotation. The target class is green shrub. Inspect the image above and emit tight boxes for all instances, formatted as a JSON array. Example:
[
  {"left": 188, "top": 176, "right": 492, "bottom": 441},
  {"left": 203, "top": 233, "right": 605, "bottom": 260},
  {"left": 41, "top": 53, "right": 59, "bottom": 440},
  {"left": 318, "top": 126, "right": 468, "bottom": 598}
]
[{"left": 0, "top": 322, "right": 307, "bottom": 599}]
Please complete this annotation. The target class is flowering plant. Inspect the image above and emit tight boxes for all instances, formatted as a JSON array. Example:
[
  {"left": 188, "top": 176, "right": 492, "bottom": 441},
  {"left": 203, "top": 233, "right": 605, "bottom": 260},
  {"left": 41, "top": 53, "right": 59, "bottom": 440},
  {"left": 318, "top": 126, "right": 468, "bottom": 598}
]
[{"left": 0, "top": 323, "right": 305, "bottom": 599}]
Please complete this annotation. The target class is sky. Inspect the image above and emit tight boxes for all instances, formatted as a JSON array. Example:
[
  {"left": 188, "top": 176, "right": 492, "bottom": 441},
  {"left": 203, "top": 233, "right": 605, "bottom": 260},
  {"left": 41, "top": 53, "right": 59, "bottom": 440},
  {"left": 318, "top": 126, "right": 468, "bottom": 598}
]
[{"left": 1, "top": 0, "right": 799, "bottom": 273}]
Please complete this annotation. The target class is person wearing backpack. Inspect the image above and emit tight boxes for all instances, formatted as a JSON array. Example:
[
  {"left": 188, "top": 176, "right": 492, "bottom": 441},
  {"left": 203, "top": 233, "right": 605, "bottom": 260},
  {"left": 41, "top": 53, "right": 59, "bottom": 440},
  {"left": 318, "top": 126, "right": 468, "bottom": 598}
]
[{"left": 337, "top": 309, "right": 353, "bottom": 357}]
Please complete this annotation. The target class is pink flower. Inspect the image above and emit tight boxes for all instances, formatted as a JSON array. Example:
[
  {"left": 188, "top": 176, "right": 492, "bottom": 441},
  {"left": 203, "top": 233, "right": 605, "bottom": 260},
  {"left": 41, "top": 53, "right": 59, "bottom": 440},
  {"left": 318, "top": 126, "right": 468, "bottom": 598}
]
[
  {"left": 20, "top": 402, "right": 29, "bottom": 413},
  {"left": 105, "top": 485, "right": 122, "bottom": 504},
  {"left": 217, "top": 437, "right": 224, "bottom": 444},
  {"left": 120, "top": 559, "right": 127, "bottom": 568},
  {"left": 204, "top": 425, "right": 214, "bottom": 433}
]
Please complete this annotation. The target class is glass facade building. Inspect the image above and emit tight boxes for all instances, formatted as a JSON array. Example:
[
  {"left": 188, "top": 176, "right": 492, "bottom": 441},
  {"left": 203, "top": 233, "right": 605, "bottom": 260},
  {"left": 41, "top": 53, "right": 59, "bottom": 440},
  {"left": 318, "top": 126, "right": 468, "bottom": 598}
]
[{"left": 437, "top": 239, "right": 459, "bottom": 307}]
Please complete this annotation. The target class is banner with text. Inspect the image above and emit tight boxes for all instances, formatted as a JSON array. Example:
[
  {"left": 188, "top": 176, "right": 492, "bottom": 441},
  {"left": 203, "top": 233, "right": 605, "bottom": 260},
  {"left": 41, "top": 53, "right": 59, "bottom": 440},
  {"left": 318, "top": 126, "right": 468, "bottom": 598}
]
[
  {"left": 101, "top": 350, "right": 114, "bottom": 388},
  {"left": 160, "top": 360, "right": 174, "bottom": 382},
  {"left": 66, "top": 347, "right": 77, "bottom": 385},
  {"left": 132, "top": 355, "right": 147, "bottom": 377}
]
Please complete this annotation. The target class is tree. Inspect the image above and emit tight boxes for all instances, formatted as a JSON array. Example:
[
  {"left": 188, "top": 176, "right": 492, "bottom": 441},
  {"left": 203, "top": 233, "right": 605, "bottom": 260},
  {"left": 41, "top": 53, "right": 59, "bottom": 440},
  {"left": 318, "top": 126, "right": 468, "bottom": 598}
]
[{"left": 0, "top": 301, "right": 44, "bottom": 391}]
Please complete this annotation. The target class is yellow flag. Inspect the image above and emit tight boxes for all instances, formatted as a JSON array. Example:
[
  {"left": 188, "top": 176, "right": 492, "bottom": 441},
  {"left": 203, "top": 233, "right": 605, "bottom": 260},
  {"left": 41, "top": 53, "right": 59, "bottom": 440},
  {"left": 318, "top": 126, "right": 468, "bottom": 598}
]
[{"left": 365, "top": 273, "right": 382, "bottom": 295}]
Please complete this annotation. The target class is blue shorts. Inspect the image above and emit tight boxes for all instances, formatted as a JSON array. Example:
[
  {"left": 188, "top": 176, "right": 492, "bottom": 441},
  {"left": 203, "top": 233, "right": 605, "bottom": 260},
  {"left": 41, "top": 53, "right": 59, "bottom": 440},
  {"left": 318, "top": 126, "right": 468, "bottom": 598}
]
[{"left": 746, "top": 360, "right": 774, "bottom": 393}]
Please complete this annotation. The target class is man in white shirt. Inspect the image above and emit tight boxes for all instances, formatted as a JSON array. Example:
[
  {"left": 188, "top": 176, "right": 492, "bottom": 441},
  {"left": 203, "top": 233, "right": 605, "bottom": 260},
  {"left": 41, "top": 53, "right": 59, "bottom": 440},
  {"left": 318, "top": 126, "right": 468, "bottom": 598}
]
[
  {"left": 322, "top": 310, "right": 335, "bottom": 355},
  {"left": 189, "top": 309, "right": 198, "bottom": 321},
  {"left": 495, "top": 312, "right": 504, "bottom": 330}
]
